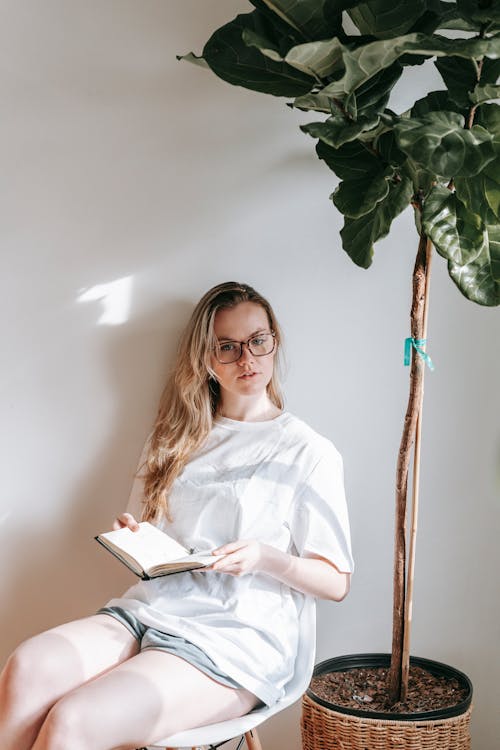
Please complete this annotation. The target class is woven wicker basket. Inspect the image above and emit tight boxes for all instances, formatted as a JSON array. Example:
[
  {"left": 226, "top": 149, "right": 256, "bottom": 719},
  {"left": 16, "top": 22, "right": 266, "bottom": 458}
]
[{"left": 301, "top": 654, "right": 473, "bottom": 750}]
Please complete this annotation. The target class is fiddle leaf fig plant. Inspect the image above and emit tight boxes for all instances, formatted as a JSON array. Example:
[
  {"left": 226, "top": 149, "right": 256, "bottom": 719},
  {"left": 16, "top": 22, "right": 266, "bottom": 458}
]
[{"left": 181, "top": 0, "right": 500, "bottom": 703}]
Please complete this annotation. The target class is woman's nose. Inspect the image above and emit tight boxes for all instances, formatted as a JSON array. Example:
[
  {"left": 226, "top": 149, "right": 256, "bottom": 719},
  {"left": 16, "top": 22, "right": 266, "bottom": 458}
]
[{"left": 238, "top": 343, "right": 255, "bottom": 363}]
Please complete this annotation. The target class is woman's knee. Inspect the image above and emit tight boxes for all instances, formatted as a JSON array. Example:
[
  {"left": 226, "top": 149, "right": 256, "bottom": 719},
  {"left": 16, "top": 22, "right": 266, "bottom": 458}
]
[
  {"left": 1, "top": 636, "right": 63, "bottom": 706},
  {"left": 36, "top": 697, "right": 87, "bottom": 750}
]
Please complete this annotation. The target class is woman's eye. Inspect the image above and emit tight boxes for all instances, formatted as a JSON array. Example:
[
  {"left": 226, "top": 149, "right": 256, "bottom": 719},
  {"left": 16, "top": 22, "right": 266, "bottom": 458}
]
[
  {"left": 220, "top": 342, "right": 236, "bottom": 352},
  {"left": 251, "top": 336, "right": 265, "bottom": 346}
]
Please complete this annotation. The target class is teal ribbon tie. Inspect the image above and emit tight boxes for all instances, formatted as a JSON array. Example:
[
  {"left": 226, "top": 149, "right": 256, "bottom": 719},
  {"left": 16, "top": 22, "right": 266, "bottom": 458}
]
[{"left": 404, "top": 337, "right": 435, "bottom": 371}]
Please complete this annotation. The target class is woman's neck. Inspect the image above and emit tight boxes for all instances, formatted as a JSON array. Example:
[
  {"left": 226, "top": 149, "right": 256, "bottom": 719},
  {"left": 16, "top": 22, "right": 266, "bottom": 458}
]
[{"left": 217, "top": 395, "right": 282, "bottom": 422}]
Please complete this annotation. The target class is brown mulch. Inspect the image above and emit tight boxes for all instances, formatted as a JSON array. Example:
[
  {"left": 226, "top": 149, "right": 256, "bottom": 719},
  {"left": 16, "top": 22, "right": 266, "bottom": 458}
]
[{"left": 309, "top": 665, "right": 468, "bottom": 714}]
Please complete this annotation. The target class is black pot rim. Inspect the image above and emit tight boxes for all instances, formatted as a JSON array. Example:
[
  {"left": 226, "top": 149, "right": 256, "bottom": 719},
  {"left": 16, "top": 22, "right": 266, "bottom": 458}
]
[{"left": 307, "top": 653, "right": 473, "bottom": 722}]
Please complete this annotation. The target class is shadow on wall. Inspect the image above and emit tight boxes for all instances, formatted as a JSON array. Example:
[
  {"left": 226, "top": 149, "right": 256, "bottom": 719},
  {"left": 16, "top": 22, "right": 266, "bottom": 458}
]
[{"left": 0, "top": 295, "right": 194, "bottom": 657}]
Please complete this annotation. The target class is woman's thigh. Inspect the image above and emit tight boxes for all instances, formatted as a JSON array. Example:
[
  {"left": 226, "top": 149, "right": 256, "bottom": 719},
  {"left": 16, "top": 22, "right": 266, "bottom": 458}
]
[
  {"left": 3, "top": 613, "right": 139, "bottom": 705},
  {"left": 37, "top": 649, "right": 260, "bottom": 750}
]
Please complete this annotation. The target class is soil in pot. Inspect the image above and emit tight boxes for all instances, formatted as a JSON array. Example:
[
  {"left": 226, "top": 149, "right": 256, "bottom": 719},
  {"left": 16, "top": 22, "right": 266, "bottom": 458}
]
[{"left": 310, "top": 664, "right": 469, "bottom": 714}]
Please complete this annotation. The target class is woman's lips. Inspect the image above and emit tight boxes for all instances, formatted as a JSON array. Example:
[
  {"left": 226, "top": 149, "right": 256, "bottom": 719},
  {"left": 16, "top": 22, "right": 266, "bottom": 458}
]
[{"left": 238, "top": 371, "right": 258, "bottom": 379}]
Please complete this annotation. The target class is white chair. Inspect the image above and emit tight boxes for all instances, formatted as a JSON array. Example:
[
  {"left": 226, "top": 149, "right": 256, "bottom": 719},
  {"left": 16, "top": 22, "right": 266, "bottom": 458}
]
[{"left": 144, "top": 596, "right": 316, "bottom": 750}]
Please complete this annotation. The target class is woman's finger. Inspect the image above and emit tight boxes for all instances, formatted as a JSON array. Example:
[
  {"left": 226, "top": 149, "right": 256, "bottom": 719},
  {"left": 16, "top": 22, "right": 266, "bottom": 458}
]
[
  {"left": 112, "top": 513, "right": 140, "bottom": 531},
  {"left": 212, "top": 539, "right": 249, "bottom": 556}
]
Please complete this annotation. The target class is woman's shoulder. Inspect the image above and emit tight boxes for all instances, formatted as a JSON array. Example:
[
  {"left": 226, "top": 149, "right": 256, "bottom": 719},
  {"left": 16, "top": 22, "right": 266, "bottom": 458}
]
[{"left": 279, "top": 412, "right": 342, "bottom": 464}]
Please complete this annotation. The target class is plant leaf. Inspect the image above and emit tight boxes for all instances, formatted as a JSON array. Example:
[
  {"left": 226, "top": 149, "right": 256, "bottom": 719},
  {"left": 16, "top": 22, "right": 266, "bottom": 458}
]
[
  {"left": 293, "top": 91, "right": 333, "bottom": 112},
  {"left": 393, "top": 111, "right": 496, "bottom": 177},
  {"left": 455, "top": 172, "right": 500, "bottom": 222},
  {"left": 376, "top": 130, "right": 408, "bottom": 166},
  {"left": 284, "top": 38, "right": 345, "bottom": 78},
  {"left": 316, "top": 139, "right": 382, "bottom": 180},
  {"left": 257, "top": 0, "right": 356, "bottom": 39},
  {"left": 448, "top": 224, "right": 500, "bottom": 306},
  {"left": 434, "top": 56, "right": 478, "bottom": 107},
  {"left": 354, "top": 63, "right": 403, "bottom": 115},
  {"left": 247, "top": 0, "right": 311, "bottom": 45},
  {"left": 332, "top": 168, "right": 393, "bottom": 218},
  {"left": 470, "top": 84, "right": 500, "bottom": 105},
  {"left": 348, "top": 0, "right": 429, "bottom": 39},
  {"left": 340, "top": 176, "right": 414, "bottom": 267},
  {"left": 302, "top": 113, "right": 380, "bottom": 147},
  {"left": 244, "top": 35, "right": 345, "bottom": 78},
  {"left": 176, "top": 52, "right": 210, "bottom": 68},
  {"left": 456, "top": 0, "right": 500, "bottom": 27},
  {"left": 476, "top": 102, "right": 500, "bottom": 140},
  {"left": 321, "top": 33, "right": 500, "bottom": 97},
  {"left": 241, "top": 29, "right": 282, "bottom": 61},
  {"left": 201, "top": 12, "right": 314, "bottom": 96},
  {"left": 410, "top": 89, "right": 468, "bottom": 117},
  {"left": 457, "top": 103, "right": 500, "bottom": 218},
  {"left": 422, "top": 186, "right": 485, "bottom": 264}
]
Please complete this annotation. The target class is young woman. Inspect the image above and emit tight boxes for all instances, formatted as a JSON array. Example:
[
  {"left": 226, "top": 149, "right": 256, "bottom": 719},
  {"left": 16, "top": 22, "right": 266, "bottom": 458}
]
[{"left": 0, "top": 282, "right": 353, "bottom": 750}]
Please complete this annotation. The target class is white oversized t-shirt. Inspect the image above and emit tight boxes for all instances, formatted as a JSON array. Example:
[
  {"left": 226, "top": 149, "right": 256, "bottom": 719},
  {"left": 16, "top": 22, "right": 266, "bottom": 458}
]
[{"left": 106, "top": 412, "right": 354, "bottom": 706}]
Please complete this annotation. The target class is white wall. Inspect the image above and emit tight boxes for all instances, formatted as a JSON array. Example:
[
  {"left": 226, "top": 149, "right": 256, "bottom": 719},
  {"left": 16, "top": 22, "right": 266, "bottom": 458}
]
[{"left": 1, "top": 2, "right": 499, "bottom": 748}]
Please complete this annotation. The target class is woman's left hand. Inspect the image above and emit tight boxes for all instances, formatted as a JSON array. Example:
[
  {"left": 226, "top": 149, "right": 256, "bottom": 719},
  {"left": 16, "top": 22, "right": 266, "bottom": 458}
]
[{"left": 210, "top": 540, "right": 266, "bottom": 576}]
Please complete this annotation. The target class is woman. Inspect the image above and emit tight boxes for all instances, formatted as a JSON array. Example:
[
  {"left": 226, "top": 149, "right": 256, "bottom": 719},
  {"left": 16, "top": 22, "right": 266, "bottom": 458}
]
[{"left": 0, "top": 282, "right": 353, "bottom": 750}]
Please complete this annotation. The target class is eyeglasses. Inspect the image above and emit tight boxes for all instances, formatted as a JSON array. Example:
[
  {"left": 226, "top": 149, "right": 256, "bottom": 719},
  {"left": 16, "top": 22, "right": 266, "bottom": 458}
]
[{"left": 214, "top": 331, "right": 276, "bottom": 364}]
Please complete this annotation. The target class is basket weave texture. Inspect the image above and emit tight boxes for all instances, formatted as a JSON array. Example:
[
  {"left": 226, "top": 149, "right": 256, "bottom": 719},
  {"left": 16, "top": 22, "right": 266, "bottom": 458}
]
[{"left": 301, "top": 693, "right": 472, "bottom": 750}]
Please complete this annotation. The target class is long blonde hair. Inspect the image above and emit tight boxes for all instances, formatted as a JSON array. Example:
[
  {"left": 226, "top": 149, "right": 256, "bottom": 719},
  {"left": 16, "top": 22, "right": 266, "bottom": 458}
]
[{"left": 142, "top": 282, "right": 284, "bottom": 522}]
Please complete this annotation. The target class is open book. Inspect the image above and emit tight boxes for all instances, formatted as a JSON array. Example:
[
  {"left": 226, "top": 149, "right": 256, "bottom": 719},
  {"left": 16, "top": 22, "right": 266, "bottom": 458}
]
[{"left": 95, "top": 522, "right": 225, "bottom": 580}]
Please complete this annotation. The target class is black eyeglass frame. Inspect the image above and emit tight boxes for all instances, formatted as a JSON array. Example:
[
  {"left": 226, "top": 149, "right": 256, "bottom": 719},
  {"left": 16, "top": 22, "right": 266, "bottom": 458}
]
[{"left": 213, "top": 331, "right": 276, "bottom": 364}]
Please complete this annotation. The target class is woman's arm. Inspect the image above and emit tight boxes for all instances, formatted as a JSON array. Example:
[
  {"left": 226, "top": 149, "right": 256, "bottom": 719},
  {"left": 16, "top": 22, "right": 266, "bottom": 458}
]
[{"left": 211, "top": 540, "right": 350, "bottom": 601}]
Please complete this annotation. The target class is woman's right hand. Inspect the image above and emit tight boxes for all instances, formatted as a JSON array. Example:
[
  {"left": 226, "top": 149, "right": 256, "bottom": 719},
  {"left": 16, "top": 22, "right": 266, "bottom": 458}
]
[{"left": 112, "top": 512, "right": 140, "bottom": 532}]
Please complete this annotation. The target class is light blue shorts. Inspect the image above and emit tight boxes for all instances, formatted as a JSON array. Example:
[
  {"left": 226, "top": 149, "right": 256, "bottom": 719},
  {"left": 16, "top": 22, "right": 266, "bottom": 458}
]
[{"left": 97, "top": 606, "right": 242, "bottom": 690}]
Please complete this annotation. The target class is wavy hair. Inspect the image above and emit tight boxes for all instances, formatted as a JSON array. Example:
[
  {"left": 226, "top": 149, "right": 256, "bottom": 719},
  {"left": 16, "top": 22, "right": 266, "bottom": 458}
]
[{"left": 142, "top": 282, "right": 284, "bottom": 522}]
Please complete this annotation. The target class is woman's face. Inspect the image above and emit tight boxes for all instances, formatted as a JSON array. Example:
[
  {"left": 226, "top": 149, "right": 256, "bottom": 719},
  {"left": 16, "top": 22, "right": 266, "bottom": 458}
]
[{"left": 211, "top": 301, "right": 276, "bottom": 402}]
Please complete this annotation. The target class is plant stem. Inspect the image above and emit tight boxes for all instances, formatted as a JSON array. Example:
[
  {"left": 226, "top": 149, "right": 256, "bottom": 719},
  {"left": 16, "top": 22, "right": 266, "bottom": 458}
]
[
  {"left": 400, "top": 239, "right": 433, "bottom": 700},
  {"left": 388, "top": 231, "right": 431, "bottom": 704}
]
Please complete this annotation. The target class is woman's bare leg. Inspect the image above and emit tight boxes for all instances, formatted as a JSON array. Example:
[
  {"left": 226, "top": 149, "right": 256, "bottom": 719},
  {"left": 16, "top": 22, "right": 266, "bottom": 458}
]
[
  {"left": 32, "top": 649, "right": 260, "bottom": 750},
  {"left": 0, "top": 614, "right": 139, "bottom": 750}
]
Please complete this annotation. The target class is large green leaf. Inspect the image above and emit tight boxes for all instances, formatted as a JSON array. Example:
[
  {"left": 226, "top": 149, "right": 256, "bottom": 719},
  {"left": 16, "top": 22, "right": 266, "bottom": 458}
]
[
  {"left": 293, "top": 91, "right": 334, "bottom": 112},
  {"left": 340, "top": 177, "right": 414, "bottom": 267},
  {"left": 332, "top": 167, "right": 394, "bottom": 218},
  {"left": 247, "top": 0, "right": 311, "bottom": 44},
  {"left": 321, "top": 33, "right": 500, "bottom": 97},
  {"left": 376, "top": 130, "right": 407, "bottom": 165},
  {"left": 456, "top": 103, "right": 500, "bottom": 219},
  {"left": 353, "top": 63, "right": 403, "bottom": 116},
  {"left": 406, "top": 2, "right": 456, "bottom": 36},
  {"left": 456, "top": 0, "right": 500, "bottom": 28},
  {"left": 448, "top": 224, "right": 500, "bottom": 305},
  {"left": 476, "top": 102, "right": 500, "bottom": 139},
  {"left": 301, "top": 113, "right": 380, "bottom": 147},
  {"left": 316, "top": 139, "right": 382, "bottom": 179},
  {"left": 434, "top": 56, "right": 478, "bottom": 107},
  {"left": 470, "top": 83, "right": 500, "bottom": 104},
  {"left": 393, "top": 111, "right": 496, "bottom": 177},
  {"left": 410, "top": 89, "right": 467, "bottom": 117},
  {"left": 244, "top": 34, "right": 345, "bottom": 78},
  {"left": 434, "top": 55, "right": 500, "bottom": 107},
  {"left": 481, "top": 57, "right": 500, "bottom": 85},
  {"left": 257, "top": 0, "right": 356, "bottom": 39},
  {"left": 202, "top": 12, "right": 313, "bottom": 96},
  {"left": 455, "top": 172, "right": 500, "bottom": 222},
  {"left": 422, "top": 186, "right": 485, "bottom": 264},
  {"left": 348, "top": 0, "right": 429, "bottom": 39}
]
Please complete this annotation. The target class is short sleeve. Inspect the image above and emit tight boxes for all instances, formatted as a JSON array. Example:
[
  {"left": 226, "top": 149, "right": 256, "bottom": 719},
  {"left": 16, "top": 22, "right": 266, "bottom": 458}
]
[{"left": 290, "top": 445, "right": 354, "bottom": 573}]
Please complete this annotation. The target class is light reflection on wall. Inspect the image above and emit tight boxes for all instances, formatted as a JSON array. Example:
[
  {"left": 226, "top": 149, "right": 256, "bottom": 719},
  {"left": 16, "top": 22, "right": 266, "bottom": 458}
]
[{"left": 77, "top": 276, "right": 133, "bottom": 325}]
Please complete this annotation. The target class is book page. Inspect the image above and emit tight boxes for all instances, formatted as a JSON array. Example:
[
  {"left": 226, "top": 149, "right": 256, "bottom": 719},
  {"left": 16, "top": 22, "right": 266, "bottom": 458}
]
[
  {"left": 149, "top": 552, "right": 226, "bottom": 577},
  {"left": 98, "top": 522, "right": 190, "bottom": 573}
]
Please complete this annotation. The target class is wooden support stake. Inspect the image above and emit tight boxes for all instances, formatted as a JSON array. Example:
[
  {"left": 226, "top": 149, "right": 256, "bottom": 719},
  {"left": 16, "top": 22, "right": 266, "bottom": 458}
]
[{"left": 401, "top": 238, "right": 433, "bottom": 699}]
